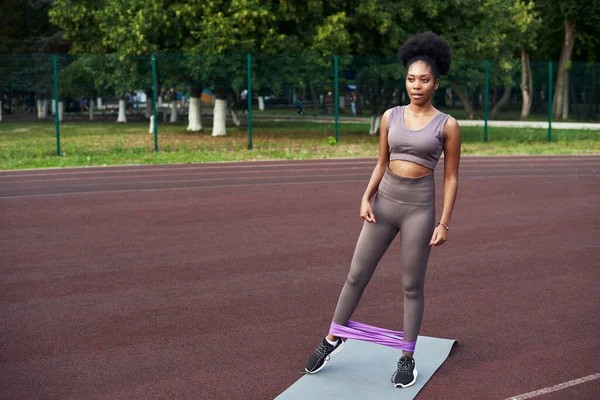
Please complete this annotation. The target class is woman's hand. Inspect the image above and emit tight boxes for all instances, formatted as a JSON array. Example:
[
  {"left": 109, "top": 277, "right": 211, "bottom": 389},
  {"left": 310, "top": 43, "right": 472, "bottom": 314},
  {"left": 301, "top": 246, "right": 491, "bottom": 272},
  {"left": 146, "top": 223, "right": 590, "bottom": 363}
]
[
  {"left": 429, "top": 225, "right": 448, "bottom": 246},
  {"left": 360, "top": 197, "right": 377, "bottom": 223}
]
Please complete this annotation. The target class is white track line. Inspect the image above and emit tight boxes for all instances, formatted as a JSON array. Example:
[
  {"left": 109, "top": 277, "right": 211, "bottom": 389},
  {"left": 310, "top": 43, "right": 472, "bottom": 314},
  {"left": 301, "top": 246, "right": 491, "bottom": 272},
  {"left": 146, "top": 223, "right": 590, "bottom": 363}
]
[
  {"left": 1, "top": 156, "right": 598, "bottom": 178},
  {"left": 0, "top": 164, "right": 600, "bottom": 188},
  {"left": 1, "top": 168, "right": 598, "bottom": 192},
  {"left": 504, "top": 373, "right": 600, "bottom": 400},
  {"left": 1, "top": 173, "right": 598, "bottom": 200},
  {"left": 1, "top": 161, "right": 598, "bottom": 183}
]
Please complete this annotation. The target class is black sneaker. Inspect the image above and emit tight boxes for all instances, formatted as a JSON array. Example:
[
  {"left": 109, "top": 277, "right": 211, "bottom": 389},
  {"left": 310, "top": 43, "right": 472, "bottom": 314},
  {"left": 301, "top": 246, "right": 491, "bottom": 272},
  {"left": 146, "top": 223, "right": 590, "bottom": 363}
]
[
  {"left": 304, "top": 338, "right": 344, "bottom": 373},
  {"left": 392, "top": 356, "right": 418, "bottom": 388}
]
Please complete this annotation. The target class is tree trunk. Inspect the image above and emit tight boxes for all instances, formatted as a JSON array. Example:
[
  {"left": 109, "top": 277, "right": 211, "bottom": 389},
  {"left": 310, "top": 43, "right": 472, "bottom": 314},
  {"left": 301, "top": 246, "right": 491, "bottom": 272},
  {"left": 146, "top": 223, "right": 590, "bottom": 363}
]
[
  {"left": 450, "top": 80, "right": 475, "bottom": 119},
  {"left": 58, "top": 101, "right": 64, "bottom": 122},
  {"left": 309, "top": 83, "right": 320, "bottom": 113},
  {"left": 145, "top": 98, "right": 153, "bottom": 119},
  {"left": 553, "top": 19, "right": 575, "bottom": 120},
  {"left": 258, "top": 96, "right": 265, "bottom": 110},
  {"left": 520, "top": 48, "right": 533, "bottom": 120},
  {"left": 37, "top": 98, "right": 48, "bottom": 119},
  {"left": 149, "top": 115, "right": 154, "bottom": 134},
  {"left": 212, "top": 77, "right": 229, "bottom": 136},
  {"left": 144, "top": 90, "right": 153, "bottom": 118},
  {"left": 490, "top": 87, "right": 511, "bottom": 120},
  {"left": 117, "top": 99, "right": 127, "bottom": 123},
  {"left": 586, "top": 63, "right": 597, "bottom": 119},
  {"left": 42, "top": 99, "right": 48, "bottom": 118},
  {"left": 89, "top": 99, "right": 94, "bottom": 120},
  {"left": 366, "top": 83, "right": 394, "bottom": 134},
  {"left": 212, "top": 99, "right": 227, "bottom": 136},
  {"left": 169, "top": 101, "right": 177, "bottom": 123},
  {"left": 97, "top": 98, "right": 103, "bottom": 110},
  {"left": 231, "top": 107, "right": 241, "bottom": 126},
  {"left": 37, "top": 99, "right": 44, "bottom": 119},
  {"left": 369, "top": 116, "right": 381, "bottom": 135},
  {"left": 187, "top": 97, "right": 203, "bottom": 132}
]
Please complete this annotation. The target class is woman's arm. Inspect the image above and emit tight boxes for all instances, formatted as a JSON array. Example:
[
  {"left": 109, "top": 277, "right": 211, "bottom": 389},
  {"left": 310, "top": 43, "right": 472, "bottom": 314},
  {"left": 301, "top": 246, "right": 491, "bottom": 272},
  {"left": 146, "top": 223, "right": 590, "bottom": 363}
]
[
  {"left": 440, "top": 117, "right": 461, "bottom": 226},
  {"left": 360, "top": 109, "right": 392, "bottom": 223},
  {"left": 363, "top": 109, "right": 392, "bottom": 201},
  {"left": 430, "top": 116, "right": 461, "bottom": 245}
]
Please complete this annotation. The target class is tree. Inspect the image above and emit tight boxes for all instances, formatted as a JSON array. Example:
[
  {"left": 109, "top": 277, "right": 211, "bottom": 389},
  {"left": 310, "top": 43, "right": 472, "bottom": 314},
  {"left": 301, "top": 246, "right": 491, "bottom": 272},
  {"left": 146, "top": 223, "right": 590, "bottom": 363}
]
[
  {"left": 0, "top": 0, "right": 67, "bottom": 54},
  {"left": 415, "top": 0, "right": 540, "bottom": 119},
  {"left": 49, "top": 0, "right": 354, "bottom": 135},
  {"left": 536, "top": 0, "right": 600, "bottom": 120}
]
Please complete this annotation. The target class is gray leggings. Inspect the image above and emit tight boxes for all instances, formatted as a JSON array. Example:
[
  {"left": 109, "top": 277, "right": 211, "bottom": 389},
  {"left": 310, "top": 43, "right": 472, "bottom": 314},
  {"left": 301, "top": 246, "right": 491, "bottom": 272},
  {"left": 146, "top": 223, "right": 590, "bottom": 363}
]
[{"left": 332, "top": 165, "right": 435, "bottom": 343}]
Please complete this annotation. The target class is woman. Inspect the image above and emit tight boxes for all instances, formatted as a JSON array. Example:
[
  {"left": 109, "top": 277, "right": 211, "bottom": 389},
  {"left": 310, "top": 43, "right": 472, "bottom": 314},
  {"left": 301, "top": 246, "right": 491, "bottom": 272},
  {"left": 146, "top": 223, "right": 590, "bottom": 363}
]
[{"left": 304, "top": 31, "right": 461, "bottom": 388}]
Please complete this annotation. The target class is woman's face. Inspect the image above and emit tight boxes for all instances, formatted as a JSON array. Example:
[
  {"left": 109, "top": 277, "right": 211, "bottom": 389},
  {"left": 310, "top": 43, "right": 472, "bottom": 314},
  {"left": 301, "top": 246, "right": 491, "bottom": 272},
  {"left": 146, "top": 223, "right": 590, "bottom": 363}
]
[{"left": 406, "top": 60, "right": 439, "bottom": 106}]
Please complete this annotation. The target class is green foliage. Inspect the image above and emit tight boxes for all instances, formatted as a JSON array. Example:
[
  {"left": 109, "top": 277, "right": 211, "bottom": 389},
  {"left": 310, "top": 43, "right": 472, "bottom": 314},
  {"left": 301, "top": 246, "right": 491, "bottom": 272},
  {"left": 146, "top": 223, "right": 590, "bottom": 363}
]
[
  {"left": 0, "top": 0, "right": 63, "bottom": 54},
  {"left": 41, "top": 0, "right": 599, "bottom": 121},
  {"left": 533, "top": 0, "right": 600, "bottom": 62}
]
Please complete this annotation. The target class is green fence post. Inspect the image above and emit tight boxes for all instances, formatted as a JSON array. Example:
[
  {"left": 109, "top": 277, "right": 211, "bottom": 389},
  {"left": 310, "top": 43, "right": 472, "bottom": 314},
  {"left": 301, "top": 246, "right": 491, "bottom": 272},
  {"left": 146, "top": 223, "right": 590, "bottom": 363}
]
[
  {"left": 247, "top": 53, "right": 253, "bottom": 150},
  {"left": 334, "top": 55, "right": 339, "bottom": 143},
  {"left": 53, "top": 54, "right": 61, "bottom": 156},
  {"left": 152, "top": 54, "right": 158, "bottom": 152},
  {"left": 484, "top": 59, "right": 489, "bottom": 143},
  {"left": 548, "top": 61, "right": 553, "bottom": 143}
]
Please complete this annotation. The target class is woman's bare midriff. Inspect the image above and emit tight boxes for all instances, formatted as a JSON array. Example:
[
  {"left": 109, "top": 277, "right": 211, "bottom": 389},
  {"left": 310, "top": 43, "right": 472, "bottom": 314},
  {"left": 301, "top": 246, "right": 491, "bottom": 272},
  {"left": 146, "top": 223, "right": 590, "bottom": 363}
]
[{"left": 389, "top": 160, "right": 433, "bottom": 178}]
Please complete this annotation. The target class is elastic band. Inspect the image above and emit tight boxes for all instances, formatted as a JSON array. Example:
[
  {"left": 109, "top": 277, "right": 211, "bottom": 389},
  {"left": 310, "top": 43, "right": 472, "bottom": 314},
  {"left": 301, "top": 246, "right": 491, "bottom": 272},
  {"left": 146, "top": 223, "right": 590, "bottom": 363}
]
[{"left": 329, "top": 320, "right": 416, "bottom": 352}]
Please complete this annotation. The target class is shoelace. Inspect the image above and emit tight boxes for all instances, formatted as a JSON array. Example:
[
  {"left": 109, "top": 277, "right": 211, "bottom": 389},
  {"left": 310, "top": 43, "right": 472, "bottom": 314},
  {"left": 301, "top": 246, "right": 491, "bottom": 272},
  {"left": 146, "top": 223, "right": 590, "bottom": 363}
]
[
  {"left": 315, "top": 342, "right": 334, "bottom": 360},
  {"left": 298, "top": 342, "right": 335, "bottom": 375},
  {"left": 390, "top": 357, "right": 413, "bottom": 382}
]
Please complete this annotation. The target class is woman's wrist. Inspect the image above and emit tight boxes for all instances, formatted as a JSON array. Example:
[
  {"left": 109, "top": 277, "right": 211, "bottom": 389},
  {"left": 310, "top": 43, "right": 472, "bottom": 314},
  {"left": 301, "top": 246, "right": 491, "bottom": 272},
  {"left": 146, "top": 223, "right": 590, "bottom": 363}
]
[{"left": 436, "top": 222, "right": 449, "bottom": 230}]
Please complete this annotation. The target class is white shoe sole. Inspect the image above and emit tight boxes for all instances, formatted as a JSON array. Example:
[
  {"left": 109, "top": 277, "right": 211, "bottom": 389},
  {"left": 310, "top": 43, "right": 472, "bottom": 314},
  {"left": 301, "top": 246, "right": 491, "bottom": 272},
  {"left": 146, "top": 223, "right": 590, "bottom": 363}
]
[
  {"left": 305, "top": 340, "right": 345, "bottom": 374},
  {"left": 394, "top": 367, "right": 418, "bottom": 388}
]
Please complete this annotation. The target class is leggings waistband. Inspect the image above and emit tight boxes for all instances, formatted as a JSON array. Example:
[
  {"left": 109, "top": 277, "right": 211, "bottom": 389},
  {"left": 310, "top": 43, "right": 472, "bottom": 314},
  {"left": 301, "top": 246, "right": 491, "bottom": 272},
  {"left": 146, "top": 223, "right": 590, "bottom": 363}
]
[{"left": 377, "top": 164, "right": 435, "bottom": 206}]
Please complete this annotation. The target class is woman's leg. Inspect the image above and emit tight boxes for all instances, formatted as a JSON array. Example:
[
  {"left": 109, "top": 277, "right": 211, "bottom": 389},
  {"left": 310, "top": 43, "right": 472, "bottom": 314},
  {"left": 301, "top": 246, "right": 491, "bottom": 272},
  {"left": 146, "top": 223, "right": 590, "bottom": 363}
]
[
  {"left": 399, "top": 204, "right": 435, "bottom": 354},
  {"left": 330, "top": 195, "right": 400, "bottom": 331}
]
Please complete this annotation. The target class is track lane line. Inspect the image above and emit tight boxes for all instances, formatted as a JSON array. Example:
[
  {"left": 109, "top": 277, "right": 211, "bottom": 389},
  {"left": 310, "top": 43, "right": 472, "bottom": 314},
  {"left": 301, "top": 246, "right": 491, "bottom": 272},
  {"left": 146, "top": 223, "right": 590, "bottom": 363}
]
[
  {"left": 1, "top": 156, "right": 598, "bottom": 179},
  {"left": 1, "top": 173, "right": 598, "bottom": 200},
  {"left": 1, "top": 167, "right": 598, "bottom": 192},
  {"left": 503, "top": 373, "right": 600, "bottom": 400},
  {"left": 1, "top": 162, "right": 599, "bottom": 184}
]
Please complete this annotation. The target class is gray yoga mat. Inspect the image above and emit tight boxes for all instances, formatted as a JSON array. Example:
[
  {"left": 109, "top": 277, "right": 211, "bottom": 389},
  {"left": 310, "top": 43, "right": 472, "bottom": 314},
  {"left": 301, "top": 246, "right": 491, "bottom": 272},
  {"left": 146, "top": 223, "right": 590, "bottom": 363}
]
[{"left": 277, "top": 336, "right": 456, "bottom": 400}]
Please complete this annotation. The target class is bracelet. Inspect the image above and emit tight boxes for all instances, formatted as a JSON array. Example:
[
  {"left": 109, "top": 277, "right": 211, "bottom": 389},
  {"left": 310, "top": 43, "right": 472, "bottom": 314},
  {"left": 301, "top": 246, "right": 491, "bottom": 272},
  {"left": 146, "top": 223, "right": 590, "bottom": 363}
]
[{"left": 437, "top": 222, "right": 449, "bottom": 231}]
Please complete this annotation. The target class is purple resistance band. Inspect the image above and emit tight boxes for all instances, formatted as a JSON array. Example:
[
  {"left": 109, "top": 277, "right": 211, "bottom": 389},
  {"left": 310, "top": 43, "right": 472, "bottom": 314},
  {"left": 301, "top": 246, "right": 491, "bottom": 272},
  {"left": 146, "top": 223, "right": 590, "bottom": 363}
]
[{"left": 329, "top": 320, "right": 416, "bottom": 352}]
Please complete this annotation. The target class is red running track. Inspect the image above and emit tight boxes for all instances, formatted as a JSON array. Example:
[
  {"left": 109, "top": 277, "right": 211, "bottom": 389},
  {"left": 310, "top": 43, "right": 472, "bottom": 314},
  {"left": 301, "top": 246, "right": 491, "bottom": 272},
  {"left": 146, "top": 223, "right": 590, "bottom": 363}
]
[{"left": 1, "top": 156, "right": 599, "bottom": 400}]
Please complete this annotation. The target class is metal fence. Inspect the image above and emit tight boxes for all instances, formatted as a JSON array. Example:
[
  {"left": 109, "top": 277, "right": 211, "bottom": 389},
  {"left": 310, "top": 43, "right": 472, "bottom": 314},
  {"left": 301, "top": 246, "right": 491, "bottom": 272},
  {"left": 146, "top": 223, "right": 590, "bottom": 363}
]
[{"left": 1, "top": 54, "right": 598, "bottom": 156}]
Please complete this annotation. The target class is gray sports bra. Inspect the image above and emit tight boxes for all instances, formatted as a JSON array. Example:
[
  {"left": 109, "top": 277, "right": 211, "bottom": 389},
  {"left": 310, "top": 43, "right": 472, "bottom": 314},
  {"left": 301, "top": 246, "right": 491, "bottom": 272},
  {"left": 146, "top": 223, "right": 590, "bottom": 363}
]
[{"left": 387, "top": 105, "right": 450, "bottom": 169}]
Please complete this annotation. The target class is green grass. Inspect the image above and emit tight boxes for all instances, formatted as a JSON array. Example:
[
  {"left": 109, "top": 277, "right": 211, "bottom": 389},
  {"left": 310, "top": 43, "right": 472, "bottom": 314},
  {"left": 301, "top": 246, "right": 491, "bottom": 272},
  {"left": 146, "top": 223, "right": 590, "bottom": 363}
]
[{"left": 0, "top": 121, "right": 598, "bottom": 170}]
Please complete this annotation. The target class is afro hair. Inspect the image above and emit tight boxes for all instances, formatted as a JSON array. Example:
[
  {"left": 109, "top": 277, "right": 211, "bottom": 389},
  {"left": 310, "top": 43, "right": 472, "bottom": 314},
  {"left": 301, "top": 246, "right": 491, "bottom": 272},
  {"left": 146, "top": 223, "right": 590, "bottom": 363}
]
[{"left": 396, "top": 32, "right": 452, "bottom": 77}]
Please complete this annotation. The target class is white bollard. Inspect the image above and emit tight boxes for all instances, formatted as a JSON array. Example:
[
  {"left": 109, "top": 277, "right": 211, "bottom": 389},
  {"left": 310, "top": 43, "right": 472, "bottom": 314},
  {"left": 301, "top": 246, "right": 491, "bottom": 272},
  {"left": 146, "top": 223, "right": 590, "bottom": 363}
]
[
  {"left": 258, "top": 96, "right": 265, "bottom": 110},
  {"left": 149, "top": 115, "right": 154, "bottom": 134},
  {"left": 51, "top": 99, "right": 56, "bottom": 115},
  {"left": 58, "top": 101, "right": 64, "bottom": 122}
]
